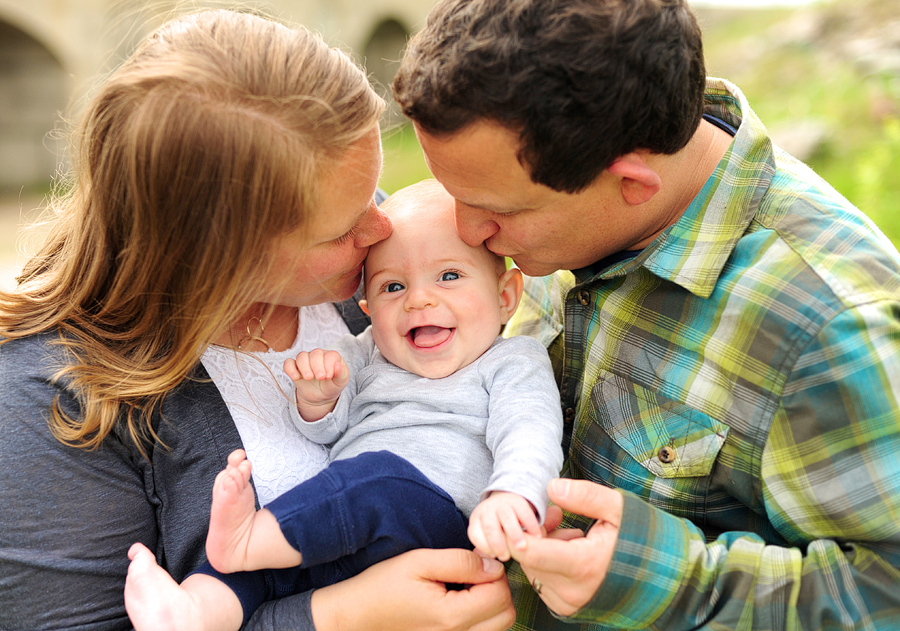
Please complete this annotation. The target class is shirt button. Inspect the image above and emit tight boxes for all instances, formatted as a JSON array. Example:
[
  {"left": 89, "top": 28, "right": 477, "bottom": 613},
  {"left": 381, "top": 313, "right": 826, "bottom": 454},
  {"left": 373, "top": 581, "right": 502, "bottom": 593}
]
[
  {"left": 577, "top": 290, "right": 591, "bottom": 306},
  {"left": 658, "top": 446, "right": 676, "bottom": 464},
  {"left": 564, "top": 408, "right": 576, "bottom": 424}
]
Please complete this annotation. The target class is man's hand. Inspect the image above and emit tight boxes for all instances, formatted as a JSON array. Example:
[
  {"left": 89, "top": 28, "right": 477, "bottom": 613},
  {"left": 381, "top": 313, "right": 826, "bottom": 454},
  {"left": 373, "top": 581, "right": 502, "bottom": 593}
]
[
  {"left": 510, "top": 478, "right": 623, "bottom": 617},
  {"left": 468, "top": 492, "right": 542, "bottom": 561}
]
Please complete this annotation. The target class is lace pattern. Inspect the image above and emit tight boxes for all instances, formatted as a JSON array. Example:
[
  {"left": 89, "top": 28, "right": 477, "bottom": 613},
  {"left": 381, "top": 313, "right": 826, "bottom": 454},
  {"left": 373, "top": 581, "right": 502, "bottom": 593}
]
[{"left": 201, "top": 303, "right": 352, "bottom": 506}]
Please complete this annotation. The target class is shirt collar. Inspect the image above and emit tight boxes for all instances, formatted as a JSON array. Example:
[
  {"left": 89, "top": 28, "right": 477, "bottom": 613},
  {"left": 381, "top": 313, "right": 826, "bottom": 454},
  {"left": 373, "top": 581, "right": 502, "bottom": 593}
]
[{"left": 575, "top": 78, "right": 776, "bottom": 297}]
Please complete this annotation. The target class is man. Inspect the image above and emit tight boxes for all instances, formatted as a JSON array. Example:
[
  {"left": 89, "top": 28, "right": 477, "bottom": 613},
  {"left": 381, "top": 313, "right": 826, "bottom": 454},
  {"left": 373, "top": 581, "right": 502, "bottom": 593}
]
[{"left": 393, "top": 0, "right": 900, "bottom": 629}]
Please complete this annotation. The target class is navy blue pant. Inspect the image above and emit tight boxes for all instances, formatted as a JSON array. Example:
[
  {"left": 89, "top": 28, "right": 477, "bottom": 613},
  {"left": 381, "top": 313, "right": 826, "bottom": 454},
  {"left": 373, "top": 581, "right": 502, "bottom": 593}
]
[{"left": 193, "top": 451, "right": 471, "bottom": 626}]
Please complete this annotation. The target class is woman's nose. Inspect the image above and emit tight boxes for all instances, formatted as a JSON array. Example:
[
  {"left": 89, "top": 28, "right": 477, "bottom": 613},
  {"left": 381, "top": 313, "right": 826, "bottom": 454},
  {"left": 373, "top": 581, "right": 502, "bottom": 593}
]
[{"left": 355, "top": 201, "right": 393, "bottom": 248}]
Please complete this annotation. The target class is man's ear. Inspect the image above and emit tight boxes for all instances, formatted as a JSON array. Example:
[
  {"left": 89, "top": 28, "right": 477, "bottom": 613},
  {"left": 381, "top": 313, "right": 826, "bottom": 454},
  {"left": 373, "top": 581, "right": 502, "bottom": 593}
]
[
  {"left": 607, "top": 152, "right": 661, "bottom": 205},
  {"left": 498, "top": 267, "right": 524, "bottom": 325},
  {"left": 358, "top": 299, "right": 370, "bottom": 316}
]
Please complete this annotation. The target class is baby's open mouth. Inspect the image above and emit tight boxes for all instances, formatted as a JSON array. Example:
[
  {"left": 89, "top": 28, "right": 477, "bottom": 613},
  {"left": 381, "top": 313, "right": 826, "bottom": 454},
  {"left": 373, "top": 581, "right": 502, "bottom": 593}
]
[{"left": 407, "top": 326, "right": 453, "bottom": 348}]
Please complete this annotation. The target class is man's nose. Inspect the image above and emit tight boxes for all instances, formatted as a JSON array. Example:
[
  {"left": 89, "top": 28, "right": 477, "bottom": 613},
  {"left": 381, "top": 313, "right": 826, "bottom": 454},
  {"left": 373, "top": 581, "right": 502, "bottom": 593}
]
[{"left": 454, "top": 202, "right": 499, "bottom": 247}]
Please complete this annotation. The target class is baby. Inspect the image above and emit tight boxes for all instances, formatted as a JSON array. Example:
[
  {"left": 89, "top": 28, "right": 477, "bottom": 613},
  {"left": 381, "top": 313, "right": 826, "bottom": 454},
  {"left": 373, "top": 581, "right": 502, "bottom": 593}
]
[{"left": 125, "top": 180, "right": 563, "bottom": 631}]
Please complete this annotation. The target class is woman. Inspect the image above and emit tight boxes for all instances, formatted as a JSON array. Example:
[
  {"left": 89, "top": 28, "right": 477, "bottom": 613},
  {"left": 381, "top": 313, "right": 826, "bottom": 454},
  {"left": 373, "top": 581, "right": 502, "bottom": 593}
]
[{"left": 0, "top": 10, "right": 514, "bottom": 631}]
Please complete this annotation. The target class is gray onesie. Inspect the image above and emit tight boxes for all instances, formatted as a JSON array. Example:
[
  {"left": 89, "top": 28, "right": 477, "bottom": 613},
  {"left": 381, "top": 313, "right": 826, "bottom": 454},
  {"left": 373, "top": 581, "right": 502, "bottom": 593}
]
[{"left": 291, "top": 328, "right": 564, "bottom": 520}]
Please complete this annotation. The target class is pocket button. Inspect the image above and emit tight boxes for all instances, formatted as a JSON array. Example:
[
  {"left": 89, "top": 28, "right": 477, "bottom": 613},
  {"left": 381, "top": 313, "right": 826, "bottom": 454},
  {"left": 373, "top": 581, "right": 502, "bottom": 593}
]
[{"left": 658, "top": 445, "right": 676, "bottom": 464}]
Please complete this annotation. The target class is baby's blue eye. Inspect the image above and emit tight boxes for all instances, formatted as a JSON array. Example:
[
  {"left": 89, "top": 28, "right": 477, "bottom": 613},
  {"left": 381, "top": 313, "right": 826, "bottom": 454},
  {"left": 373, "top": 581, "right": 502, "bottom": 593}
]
[
  {"left": 386, "top": 282, "right": 404, "bottom": 293},
  {"left": 440, "top": 271, "right": 460, "bottom": 281}
]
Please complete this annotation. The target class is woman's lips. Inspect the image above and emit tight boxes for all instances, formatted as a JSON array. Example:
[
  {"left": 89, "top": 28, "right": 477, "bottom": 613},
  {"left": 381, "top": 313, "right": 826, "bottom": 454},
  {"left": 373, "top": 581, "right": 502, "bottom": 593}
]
[{"left": 407, "top": 326, "right": 453, "bottom": 348}]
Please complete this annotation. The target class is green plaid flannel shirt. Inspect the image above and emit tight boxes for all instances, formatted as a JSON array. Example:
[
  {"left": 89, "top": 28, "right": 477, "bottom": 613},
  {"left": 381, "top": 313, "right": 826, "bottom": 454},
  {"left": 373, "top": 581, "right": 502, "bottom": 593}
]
[{"left": 502, "top": 78, "right": 900, "bottom": 630}]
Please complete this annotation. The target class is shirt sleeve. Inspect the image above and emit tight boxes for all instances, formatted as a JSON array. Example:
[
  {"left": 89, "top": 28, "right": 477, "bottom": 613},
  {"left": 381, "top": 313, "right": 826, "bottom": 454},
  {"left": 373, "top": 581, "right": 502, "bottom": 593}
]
[
  {"left": 0, "top": 338, "right": 154, "bottom": 631},
  {"left": 478, "top": 337, "right": 565, "bottom": 523},
  {"left": 288, "top": 330, "right": 372, "bottom": 445},
  {"left": 565, "top": 301, "right": 900, "bottom": 630},
  {"left": 245, "top": 589, "right": 317, "bottom": 631}
]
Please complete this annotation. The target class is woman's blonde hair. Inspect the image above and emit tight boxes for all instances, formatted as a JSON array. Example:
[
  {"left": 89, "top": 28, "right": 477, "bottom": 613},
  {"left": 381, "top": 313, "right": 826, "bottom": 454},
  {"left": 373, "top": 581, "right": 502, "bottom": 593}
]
[{"left": 0, "top": 9, "right": 384, "bottom": 455}]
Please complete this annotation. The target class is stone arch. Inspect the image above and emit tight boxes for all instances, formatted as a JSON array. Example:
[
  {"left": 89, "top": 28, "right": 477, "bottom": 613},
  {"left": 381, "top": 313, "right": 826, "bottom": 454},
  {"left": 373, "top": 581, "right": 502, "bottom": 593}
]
[
  {"left": 0, "top": 2, "right": 70, "bottom": 72},
  {"left": 363, "top": 17, "right": 410, "bottom": 127},
  {"left": 0, "top": 18, "right": 69, "bottom": 189}
]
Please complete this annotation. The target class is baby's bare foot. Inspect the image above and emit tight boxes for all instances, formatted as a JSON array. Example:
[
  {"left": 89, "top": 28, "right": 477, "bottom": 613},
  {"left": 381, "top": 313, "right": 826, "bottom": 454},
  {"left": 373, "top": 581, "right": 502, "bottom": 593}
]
[
  {"left": 206, "top": 450, "right": 258, "bottom": 573},
  {"left": 207, "top": 450, "right": 305, "bottom": 571},
  {"left": 125, "top": 543, "right": 204, "bottom": 631}
]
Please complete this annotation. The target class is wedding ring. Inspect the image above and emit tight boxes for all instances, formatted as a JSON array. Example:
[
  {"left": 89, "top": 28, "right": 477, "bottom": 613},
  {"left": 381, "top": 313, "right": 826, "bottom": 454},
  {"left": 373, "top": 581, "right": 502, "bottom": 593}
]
[{"left": 531, "top": 577, "right": 543, "bottom": 594}]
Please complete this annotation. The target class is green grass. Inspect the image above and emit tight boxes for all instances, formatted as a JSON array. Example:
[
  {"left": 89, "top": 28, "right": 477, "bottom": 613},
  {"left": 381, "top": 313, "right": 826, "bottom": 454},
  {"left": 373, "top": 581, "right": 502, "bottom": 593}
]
[{"left": 380, "top": 124, "right": 433, "bottom": 195}]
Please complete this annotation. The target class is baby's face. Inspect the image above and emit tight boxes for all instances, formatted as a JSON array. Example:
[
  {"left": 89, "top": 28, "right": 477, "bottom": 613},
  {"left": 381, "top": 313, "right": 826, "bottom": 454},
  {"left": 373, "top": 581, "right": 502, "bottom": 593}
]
[{"left": 363, "top": 184, "right": 511, "bottom": 379}]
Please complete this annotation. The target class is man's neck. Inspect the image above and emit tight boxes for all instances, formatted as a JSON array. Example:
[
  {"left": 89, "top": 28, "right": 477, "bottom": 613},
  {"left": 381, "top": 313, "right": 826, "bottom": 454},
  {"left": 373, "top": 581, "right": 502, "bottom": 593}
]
[
  {"left": 666, "top": 118, "right": 734, "bottom": 218},
  {"left": 604, "top": 118, "right": 735, "bottom": 258}
]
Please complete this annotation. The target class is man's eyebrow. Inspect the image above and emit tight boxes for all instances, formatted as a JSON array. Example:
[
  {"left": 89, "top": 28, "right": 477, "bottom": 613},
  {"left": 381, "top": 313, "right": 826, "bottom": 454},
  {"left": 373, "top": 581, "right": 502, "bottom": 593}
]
[
  {"left": 456, "top": 196, "right": 523, "bottom": 214},
  {"left": 459, "top": 199, "right": 505, "bottom": 213}
]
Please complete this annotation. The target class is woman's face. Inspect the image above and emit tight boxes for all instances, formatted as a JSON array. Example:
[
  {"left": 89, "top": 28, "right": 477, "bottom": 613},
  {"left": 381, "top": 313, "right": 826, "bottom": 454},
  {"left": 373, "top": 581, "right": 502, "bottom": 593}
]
[{"left": 260, "top": 127, "right": 392, "bottom": 307}]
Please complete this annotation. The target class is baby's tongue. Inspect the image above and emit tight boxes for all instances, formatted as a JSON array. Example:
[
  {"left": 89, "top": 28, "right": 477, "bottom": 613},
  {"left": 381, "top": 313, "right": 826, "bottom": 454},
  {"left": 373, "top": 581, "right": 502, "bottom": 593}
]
[{"left": 412, "top": 326, "right": 451, "bottom": 348}]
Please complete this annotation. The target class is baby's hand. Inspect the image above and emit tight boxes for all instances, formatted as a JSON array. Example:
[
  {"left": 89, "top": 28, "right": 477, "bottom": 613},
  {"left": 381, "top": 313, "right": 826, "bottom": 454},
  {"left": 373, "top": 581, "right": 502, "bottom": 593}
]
[
  {"left": 467, "top": 491, "right": 542, "bottom": 561},
  {"left": 284, "top": 349, "right": 350, "bottom": 421}
]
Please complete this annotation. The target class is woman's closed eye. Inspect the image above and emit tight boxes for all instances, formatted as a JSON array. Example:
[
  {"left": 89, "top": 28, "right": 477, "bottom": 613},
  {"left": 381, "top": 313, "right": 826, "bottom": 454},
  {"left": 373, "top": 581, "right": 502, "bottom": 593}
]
[{"left": 332, "top": 224, "right": 361, "bottom": 246}]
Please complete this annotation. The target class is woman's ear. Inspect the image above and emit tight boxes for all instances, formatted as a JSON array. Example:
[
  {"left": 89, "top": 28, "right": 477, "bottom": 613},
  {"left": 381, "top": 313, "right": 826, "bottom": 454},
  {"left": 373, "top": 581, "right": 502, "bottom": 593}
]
[
  {"left": 607, "top": 152, "right": 661, "bottom": 205},
  {"left": 498, "top": 267, "right": 524, "bottom": 325}
]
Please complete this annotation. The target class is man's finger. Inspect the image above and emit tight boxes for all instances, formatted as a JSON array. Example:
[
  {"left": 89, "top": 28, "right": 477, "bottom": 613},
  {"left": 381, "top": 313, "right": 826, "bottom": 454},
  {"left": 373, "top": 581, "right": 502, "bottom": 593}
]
[
  {"left": 546, "top": 527, "right": 586, "bottom": 542},
  {"left": 546, "top": 479, "right": 623, "bottom": 527},
  {"left": 509, "top": 531, "right": 589, "bottom": 571},
  {"left": 543, "top": 504, "right": 564, "bottom": 532}
]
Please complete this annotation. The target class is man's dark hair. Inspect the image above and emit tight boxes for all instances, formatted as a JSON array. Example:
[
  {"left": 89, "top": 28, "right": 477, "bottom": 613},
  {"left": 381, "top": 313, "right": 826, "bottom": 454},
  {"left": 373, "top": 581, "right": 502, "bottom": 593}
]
[{"left": 393, "top": 0, "right": 706, "bottom": 194}]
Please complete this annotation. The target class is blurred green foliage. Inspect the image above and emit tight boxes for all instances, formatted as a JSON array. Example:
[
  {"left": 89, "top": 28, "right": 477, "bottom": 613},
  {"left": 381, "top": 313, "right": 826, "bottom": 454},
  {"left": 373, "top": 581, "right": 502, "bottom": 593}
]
[
  {"left": 695, "top": 0, "right": 900, "bottom": 246},
  {"left": 380, "top": 124, "right": 432, "bottom": 195}
]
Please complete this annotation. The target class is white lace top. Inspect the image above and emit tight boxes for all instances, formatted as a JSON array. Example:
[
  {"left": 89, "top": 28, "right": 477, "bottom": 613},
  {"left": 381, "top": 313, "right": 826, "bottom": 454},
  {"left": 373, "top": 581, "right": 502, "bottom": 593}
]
[{"left": 201, "top": 303, "right": 352, "bottom": 507}]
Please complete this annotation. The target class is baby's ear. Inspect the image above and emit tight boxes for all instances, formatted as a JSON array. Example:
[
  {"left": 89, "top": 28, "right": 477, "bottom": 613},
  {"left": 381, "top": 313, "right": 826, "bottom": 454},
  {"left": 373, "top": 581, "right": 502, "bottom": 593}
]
[
  {"left": 358, "top": 299, "right": 370, "bottom": 316},
  {"left": 498, "top": 267, "right": 524, "bottom": 325}
]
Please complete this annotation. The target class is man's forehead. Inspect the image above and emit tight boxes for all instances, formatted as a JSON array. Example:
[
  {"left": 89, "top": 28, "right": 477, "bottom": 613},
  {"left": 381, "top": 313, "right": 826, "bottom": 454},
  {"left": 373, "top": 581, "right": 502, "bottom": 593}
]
[{"left": 417, "top": 123, "right": 539, "bottom": 206}]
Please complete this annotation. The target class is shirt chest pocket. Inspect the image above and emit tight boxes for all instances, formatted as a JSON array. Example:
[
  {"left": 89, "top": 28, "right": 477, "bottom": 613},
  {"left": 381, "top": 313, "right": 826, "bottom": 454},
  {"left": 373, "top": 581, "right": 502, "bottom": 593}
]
[{"left": 586, "top": 373, "right": 729, "bottom": 479}]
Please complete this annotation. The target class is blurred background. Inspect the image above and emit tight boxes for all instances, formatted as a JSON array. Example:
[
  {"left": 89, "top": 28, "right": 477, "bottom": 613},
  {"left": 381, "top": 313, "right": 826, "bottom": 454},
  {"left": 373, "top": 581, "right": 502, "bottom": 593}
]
[{"left": 1, "top": 0, "right": 898, "bottom": 289}]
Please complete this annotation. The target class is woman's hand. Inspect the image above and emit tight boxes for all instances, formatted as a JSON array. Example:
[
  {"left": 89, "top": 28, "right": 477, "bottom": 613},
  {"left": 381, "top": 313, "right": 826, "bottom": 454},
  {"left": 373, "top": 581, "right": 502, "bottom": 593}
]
[
  {"left": 511, "top": 478, "right": 623, "bottom": 617},
  {"left": 311, "top": 548, "right": 515, "bottom": 631}
]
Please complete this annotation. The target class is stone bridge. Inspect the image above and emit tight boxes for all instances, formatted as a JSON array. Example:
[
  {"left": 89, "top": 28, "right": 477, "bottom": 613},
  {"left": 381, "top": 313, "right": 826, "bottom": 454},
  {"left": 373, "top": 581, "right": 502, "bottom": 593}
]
[{"left": 0, "top": 0, "right": 431, "bottom": 190}]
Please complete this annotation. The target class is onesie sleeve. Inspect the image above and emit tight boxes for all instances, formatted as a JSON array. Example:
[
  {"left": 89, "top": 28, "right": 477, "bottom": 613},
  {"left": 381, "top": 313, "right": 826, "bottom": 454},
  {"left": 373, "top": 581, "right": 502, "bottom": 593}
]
[
  {"left": 479, "top": 336, "right": 565, "bottom": 522},
  {"left": 288, "top": 328, "right": 374, "bottom": 445}
]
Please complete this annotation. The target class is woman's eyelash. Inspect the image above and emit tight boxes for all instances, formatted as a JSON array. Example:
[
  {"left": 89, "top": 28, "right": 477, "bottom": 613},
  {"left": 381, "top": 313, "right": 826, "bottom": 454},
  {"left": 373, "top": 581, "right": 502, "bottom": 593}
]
[{"left": 334, "top": 225, "right": 361, "bottom": 245}]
